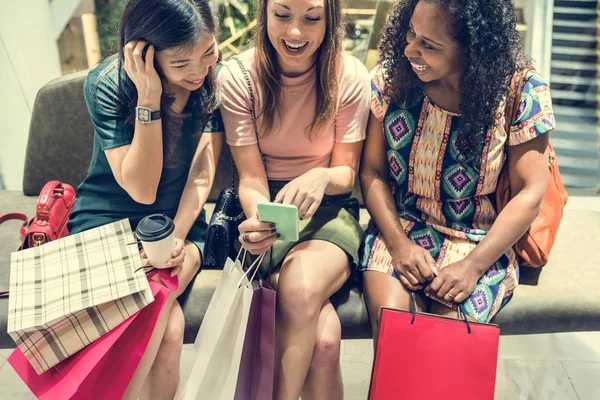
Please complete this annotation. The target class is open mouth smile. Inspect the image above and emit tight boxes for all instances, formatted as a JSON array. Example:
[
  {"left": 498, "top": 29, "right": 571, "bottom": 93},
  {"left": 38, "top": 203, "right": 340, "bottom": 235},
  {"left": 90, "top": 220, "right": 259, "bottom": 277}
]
[{"left": 283, "top": 40, "right": 308, "bottom": 52}]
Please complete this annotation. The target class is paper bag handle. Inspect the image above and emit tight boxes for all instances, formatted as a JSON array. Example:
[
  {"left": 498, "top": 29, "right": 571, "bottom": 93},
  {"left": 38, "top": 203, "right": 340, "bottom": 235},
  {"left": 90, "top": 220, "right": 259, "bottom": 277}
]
[{"left": 408, "top": 292, "right": 472, "bottom": 334}]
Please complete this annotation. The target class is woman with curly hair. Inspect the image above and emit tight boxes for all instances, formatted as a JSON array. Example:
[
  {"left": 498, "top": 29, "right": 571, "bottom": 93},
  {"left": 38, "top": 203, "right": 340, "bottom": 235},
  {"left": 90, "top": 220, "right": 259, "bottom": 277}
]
[{"left": 360, "top": 0, "right": 555, "bottom": 342}]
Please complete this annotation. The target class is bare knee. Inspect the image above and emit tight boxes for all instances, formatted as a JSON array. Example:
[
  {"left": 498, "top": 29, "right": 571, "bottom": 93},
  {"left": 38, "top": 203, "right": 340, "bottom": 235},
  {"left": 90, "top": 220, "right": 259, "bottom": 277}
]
[
  {"left": 277, "top": 278, "right": 323, "bottom": 323},
  {"left": 170, "top": 242, "right": 201, "bottom": 298},
  {"left": 370, "top": 308, "right": 383, "bottom": 337},
  {"left": 187, "top": 242, "right": 201, "bottom": 272},
  {"left": 311, "top": 320, "right": 342, "bottom": 371},
  {"left": 161, "top": 310, "right": 184, "bottom": 351}
]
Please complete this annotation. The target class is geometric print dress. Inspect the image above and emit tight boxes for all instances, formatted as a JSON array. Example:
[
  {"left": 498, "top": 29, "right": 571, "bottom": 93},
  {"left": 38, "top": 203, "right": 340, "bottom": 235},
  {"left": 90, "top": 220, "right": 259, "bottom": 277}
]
[{"left": 359, "top": 64, "right": 556, "bottom": 323}]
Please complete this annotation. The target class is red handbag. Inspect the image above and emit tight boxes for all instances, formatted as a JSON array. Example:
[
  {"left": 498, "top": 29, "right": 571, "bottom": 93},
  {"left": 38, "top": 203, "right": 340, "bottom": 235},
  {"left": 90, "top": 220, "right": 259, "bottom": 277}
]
[
  {"left": 0, "top": 181, "right": 76, "bottom": 250},
  {"left": 369, "top": 294, "right": 500, "bottom": 400}
]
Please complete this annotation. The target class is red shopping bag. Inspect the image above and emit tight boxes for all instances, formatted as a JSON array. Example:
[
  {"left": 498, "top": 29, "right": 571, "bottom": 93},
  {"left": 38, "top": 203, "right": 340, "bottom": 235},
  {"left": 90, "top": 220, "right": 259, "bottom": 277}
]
[
  {"left": 369, "top": 295, "right": 500, "bottom": 400},
  {"left": 8, "top": 270, "right": 177, "bottom": 400}
]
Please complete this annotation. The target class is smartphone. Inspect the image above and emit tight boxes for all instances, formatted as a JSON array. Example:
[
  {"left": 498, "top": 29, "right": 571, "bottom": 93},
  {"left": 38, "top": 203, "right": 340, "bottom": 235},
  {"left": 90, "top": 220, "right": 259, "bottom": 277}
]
[{"left": 257, "top": 202, "right": 299, "bottom": 242}]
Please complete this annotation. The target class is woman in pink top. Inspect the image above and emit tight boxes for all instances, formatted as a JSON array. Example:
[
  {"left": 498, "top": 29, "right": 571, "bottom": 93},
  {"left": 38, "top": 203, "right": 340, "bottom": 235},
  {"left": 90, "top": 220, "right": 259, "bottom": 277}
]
[{"left": 218, "top": 0, "right": 370, "bottom": 397}]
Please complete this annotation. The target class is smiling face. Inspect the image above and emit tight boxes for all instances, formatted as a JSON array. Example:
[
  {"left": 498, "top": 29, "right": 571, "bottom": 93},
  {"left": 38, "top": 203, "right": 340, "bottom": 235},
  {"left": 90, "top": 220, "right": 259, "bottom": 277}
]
[
  {"left": 404, "top": 1, "right": 464, "bottom": 86},
  {"left": 266, "top": 0, "right": 327, "bottom": 76},
  {"left": 155, "top": 35, "right": 218, "bottom": 93}
]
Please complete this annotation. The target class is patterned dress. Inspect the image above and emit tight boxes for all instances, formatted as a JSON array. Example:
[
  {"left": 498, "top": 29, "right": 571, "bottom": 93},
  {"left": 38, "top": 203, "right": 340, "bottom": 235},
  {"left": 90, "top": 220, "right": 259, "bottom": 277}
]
[{"left": 359, "top": 64, "right": 555, "bottom": 323}]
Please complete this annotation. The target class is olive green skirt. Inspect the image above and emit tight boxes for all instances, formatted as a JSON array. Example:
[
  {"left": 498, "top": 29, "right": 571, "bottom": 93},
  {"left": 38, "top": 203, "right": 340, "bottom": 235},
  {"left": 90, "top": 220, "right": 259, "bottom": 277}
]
[{"left": 248, "top": 180, "right": 364, "bottom": 277}]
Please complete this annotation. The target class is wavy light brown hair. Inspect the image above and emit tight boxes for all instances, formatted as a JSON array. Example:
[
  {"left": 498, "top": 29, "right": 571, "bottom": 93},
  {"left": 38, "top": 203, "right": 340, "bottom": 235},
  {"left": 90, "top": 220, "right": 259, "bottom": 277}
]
[{"left": 254, "top": 0, "right": 343, "bottom": 137}]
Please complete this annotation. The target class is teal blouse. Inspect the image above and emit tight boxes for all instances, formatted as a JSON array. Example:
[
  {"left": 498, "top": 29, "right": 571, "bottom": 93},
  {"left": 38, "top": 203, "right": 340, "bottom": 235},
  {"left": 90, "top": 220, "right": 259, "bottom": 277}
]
[{"left": 68, "top": 55, "right": 223, "bottom": 252}]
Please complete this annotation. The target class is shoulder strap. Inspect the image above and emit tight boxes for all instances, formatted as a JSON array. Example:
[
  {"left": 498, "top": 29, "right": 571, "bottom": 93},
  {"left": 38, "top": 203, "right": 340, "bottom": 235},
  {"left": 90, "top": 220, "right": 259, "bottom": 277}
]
[{"left": 232, "top": 56, "right": 266, "bottom": 167}]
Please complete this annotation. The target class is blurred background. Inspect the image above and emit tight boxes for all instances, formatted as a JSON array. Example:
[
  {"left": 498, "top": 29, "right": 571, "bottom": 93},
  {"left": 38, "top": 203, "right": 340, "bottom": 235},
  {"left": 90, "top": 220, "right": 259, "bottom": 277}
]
[{"left": 0, "top": 0, "right": 598, "bottom": 195}]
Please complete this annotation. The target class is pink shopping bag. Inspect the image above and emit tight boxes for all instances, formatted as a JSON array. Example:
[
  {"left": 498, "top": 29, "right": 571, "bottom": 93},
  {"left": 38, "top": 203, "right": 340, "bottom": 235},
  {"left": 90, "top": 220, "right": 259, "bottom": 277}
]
[{"left": 8, "top": 270, "right": 178, "bottom": 400}]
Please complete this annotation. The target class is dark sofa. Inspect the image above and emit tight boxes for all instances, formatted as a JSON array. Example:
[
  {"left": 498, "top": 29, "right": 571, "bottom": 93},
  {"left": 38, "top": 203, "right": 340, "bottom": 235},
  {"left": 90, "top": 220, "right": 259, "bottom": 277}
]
[{"left": 1, "top": 71, "right": 599, "bottom": 348}]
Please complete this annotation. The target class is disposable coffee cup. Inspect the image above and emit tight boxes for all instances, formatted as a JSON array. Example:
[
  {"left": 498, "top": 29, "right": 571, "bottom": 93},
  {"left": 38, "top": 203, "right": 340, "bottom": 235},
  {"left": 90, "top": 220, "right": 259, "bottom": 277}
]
[{"left": 136, "top": 214, "right": 175, "bottom": 269}]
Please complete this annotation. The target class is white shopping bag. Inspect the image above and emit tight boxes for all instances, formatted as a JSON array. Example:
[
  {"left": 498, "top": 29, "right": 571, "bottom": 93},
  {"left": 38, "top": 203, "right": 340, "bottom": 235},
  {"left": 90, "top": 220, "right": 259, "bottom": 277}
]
[{"left": 176, "top": 251, "right": 262, "bottom": 400}]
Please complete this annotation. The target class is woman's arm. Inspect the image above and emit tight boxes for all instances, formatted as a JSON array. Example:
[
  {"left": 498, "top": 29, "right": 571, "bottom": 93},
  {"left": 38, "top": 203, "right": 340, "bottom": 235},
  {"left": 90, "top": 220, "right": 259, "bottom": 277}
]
[
  {"left": 360, "top": 113, "right": 409, "bottom": 251},
  {"left": 231, "top": 144, "right": 271, "bottom": 217},
  {"left": 273, "top": 141, "right": 363, "bottom": 218},
  {"left": 105, "top": 41, "right": 164, "bottom": 204},
  {"left": 464, "top": 134, "right": 550, "bottom": 273},
  {"left": 360, "top": 112, "right": 436, "bottom": 287},
  {"left": 231, "top": 144, "right": 277, "bottom": 255},
  {"left": 172, "top": 132, "right": 224, "bottom": 240},
  {"left": 313, "top": 140, "right": 363, "bottom": 196},
  {"left": 216, "top": 61, "right": 277, "bottom": 254},
  {"left": 105, "top": 114, "right": 163, "bottom": 204},
  {"left": 427, "top": 134, "right": 550, "bottom": 303}
]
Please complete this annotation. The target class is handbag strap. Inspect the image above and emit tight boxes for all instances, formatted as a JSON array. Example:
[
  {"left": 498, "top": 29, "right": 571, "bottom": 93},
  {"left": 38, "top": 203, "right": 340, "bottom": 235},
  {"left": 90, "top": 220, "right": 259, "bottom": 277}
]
[
  {"left": 0, "top": 213, "right": 29, "bottom": 239},
  {"left": 232, "top": 56, "right": 266, "bottom": 167},
  {"left": 0, "top": 213, "right": 30, "bottom": 297}
]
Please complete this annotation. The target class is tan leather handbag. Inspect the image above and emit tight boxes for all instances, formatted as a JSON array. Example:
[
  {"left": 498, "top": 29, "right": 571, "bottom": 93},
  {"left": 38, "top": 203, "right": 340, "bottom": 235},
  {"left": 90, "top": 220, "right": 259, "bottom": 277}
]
[{"left": 496, "top": 67, "right": 568, "bottom": 268}]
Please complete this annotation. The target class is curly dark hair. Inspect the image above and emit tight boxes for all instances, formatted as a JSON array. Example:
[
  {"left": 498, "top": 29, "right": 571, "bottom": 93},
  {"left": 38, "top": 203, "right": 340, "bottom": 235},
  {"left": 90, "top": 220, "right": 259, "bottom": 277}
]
[{"left": 379, "top": 0, "right": 531, "bottom": 164}]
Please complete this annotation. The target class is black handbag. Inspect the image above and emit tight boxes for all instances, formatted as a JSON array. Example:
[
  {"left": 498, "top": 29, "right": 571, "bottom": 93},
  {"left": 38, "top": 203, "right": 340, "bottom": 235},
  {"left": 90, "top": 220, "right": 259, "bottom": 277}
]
[{"left": 204, "top": 56, "right": 265, "bottom": 268}]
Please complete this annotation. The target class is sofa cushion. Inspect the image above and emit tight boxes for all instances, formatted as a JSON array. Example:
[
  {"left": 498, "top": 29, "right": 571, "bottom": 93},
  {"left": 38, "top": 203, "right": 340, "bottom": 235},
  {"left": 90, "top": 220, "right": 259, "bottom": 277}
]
[{"left": 23, "top": 72, "right": 94, "bottom": 196}]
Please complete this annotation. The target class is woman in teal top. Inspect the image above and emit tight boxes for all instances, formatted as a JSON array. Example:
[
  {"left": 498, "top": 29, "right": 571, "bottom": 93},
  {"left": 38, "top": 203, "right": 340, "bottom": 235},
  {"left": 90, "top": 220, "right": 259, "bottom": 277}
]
[{"left": 67, "top": 0, "right": 223, "bottom": 398}]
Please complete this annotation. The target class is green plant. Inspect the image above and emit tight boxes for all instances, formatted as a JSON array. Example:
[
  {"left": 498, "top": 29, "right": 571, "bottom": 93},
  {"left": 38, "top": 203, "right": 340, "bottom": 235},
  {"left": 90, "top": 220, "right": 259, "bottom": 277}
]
[
  {"left": 94, "top": 0, "right": 258, "bottom": 59},
  {"left": 95, "top": 0, "right": 126, "bottom": 57},
  {"left": 217, "top": 0, "right": 257, "bottom": 59}
]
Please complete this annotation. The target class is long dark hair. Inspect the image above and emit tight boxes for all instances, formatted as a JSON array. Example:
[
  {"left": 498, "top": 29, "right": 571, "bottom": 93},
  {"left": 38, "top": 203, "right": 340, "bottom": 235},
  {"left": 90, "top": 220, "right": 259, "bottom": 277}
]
[
  {"left": 254, "top": 0, "right": 344, "bottom": 137},
  {"left": 107, "top": 0, "right": 219, "bottom": 165},
  {"left": 379, "top": 0, "right": 530, "bottom": 164}
]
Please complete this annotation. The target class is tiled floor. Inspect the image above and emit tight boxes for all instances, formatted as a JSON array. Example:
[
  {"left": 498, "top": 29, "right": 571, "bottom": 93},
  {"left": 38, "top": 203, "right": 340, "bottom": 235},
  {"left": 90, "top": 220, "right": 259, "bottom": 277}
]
[{"left": 1, "top": 333, "right": 599, "bottom": 399}]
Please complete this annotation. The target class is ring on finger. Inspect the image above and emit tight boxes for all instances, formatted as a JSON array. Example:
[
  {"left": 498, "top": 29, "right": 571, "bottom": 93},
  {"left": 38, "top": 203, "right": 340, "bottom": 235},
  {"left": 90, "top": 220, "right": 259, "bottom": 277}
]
[
  {"left": 242, "top": 232, "right": 253, "bottom": 244},
  {"left": 447, "top": 293, "right": 456, "bottom": 300}
]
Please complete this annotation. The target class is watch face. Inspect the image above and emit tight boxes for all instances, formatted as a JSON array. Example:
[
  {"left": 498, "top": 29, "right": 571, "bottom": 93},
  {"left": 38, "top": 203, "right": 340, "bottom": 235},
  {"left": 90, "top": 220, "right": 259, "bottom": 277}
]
[{"left": 139, "top": 109, "right": 150, "bottom": 121}]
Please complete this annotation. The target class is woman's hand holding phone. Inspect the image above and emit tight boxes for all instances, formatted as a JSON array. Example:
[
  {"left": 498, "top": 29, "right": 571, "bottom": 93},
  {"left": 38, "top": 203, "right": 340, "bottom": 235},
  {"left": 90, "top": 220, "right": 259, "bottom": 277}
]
[
  {"left": 238, "top": 215, "right": 279, "bottom": 255},
  {"left": 123, "top": 40, "right": 162, "bottom": 107}
]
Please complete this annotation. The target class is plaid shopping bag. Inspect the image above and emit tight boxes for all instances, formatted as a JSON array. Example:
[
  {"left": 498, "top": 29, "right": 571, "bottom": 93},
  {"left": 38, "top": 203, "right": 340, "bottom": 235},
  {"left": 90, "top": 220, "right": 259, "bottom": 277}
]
[
  {"left": 7, "top": 219, "right": 153, "bottom": 374},
  {"left": 9, "top": 271, "right": 178, "bottom": 400}
]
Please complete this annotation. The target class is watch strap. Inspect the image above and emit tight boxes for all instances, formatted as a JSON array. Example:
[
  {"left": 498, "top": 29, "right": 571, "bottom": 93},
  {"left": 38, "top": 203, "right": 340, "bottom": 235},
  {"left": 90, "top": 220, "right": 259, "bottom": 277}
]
[{"left": 149, "top": 110, "right": 161, "bottom": 121}]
